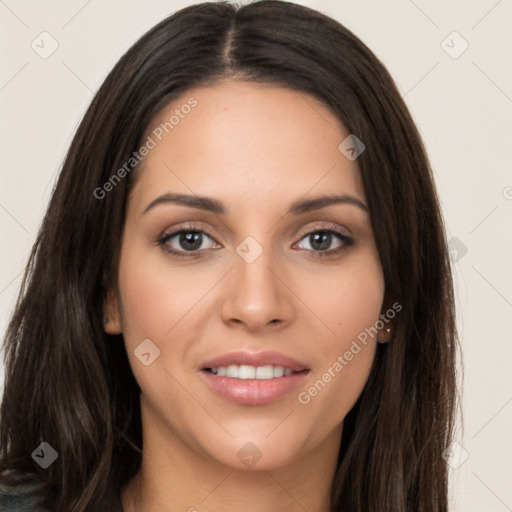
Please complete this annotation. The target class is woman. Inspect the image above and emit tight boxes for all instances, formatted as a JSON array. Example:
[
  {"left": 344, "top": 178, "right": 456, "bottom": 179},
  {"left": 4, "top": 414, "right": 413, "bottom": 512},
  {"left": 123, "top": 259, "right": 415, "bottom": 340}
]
[{"left": 0, "top": 1, "right": 458, "bottom": 510}]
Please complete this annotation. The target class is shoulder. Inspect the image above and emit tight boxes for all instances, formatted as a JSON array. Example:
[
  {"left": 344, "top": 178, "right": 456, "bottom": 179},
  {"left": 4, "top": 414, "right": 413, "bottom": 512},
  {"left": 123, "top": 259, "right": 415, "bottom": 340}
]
[{"left": 0, "top": 473, "right": 51, "bottom": 512}]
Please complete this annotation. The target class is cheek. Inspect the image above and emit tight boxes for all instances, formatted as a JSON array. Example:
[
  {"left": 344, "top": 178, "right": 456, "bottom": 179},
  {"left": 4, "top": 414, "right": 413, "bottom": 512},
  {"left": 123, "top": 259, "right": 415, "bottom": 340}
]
[
  {"left": 294, "top": 254, "right": 384, "bottom": 422},
  {"left": 298, "top": 254, "right": 384, "bottom": 352},
  {"left": 116, "top": 245, "right": 202, "bottom": 407},
  {"left": 116, "top": 242, "right": 205, "bottom": 343}
]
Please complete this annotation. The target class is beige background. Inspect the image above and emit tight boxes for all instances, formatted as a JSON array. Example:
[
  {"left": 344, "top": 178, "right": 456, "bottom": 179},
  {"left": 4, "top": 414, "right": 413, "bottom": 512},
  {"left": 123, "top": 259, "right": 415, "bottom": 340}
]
[{"left": 1, "top": 0, "right": 511, "bottom": 510}]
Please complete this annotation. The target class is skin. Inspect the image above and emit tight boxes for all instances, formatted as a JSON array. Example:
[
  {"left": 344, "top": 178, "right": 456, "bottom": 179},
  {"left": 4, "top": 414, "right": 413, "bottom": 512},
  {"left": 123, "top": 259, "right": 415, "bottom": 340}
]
[{"left": 105, "top": 80, "right": 390, "bottom": 512}]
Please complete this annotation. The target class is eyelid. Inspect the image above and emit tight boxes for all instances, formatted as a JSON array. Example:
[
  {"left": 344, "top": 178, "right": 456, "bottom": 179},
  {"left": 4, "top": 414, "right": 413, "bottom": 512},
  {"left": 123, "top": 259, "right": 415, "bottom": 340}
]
[
  {"left": 298, "top": 222, "right": 351, "bottom": 238},
  {"left": 158, "top": 221, "right": 224, "bottom": 242}
]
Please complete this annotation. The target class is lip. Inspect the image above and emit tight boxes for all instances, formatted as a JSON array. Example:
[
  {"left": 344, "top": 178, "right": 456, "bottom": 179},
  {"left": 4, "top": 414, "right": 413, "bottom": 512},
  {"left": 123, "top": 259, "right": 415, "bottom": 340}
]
[{"left": 200, "top": 350, "right": 310, "bottom": 406}]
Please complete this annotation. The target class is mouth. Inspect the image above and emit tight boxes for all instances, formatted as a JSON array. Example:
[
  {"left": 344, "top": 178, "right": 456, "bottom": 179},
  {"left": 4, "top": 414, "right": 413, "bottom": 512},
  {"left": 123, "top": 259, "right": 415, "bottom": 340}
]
[
  {"left": 200, "top": 351, "right": 310, "bottom": 405},
  {"left": 203, "top": 365, "right": 307, "bottom": 379}
]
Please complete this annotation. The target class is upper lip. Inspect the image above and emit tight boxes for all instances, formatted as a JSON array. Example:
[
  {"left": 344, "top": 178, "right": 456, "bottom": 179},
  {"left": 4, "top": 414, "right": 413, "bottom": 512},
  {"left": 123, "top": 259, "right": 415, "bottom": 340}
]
[{"left": 201, "top": 350, "right": 309, "bottom": 372}]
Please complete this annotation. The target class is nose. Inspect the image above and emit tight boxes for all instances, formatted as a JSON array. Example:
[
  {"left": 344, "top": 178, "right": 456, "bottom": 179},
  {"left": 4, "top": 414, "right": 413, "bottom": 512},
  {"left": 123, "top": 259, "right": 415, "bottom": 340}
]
[{"left": 220, "top": 244, "right": 295, "bottom": 333}]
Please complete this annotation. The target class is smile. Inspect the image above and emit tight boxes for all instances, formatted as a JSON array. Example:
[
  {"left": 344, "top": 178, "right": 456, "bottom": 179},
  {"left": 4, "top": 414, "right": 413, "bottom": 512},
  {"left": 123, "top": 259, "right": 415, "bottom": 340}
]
[
  {"left": 206, "top": 364, "right": 296, "bottom": 379},
  {"left": 200, "top": 351, "right": 310, "bottom": 405}
]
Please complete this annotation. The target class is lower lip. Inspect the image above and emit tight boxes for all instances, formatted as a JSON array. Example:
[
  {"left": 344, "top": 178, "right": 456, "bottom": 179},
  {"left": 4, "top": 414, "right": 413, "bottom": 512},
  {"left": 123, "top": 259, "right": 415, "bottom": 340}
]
[{"left": 201, "top": 370, "right": 309, "bottom": 405}]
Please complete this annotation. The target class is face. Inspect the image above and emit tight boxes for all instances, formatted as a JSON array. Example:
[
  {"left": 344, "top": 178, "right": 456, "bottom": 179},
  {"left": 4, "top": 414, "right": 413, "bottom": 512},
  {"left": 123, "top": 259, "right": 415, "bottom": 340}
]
[{"left": 105, "top": 80, "right": 387, "bottom": 471}]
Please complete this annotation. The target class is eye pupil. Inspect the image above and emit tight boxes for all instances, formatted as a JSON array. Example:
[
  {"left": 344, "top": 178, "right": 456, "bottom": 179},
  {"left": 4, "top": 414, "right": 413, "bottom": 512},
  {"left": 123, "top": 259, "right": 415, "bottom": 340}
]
[
  {"left": 180, "top": 231, "right": 202, "bottom": 251},
  {"left": 310, "top": 232, "right": 331, "bottom": 251}
]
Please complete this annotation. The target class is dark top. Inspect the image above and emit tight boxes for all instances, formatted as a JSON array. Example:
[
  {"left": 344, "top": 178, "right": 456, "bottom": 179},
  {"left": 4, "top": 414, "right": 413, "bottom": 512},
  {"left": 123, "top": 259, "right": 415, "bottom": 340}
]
[{"left": 0, "top": 483, "right": 50, "bottom": 512}]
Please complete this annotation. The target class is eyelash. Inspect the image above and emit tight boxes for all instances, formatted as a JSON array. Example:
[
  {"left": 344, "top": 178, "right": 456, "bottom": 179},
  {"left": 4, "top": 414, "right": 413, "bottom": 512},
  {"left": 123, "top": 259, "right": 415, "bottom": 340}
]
[{"left": 156, "top": 222, "right": 354, "bottom": 259}]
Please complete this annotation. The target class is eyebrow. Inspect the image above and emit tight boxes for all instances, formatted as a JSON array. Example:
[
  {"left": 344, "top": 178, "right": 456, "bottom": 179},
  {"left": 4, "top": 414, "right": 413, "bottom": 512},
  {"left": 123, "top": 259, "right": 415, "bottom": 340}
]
[{"left": 141, "top": 192, "right": 369, "bottom": 216}]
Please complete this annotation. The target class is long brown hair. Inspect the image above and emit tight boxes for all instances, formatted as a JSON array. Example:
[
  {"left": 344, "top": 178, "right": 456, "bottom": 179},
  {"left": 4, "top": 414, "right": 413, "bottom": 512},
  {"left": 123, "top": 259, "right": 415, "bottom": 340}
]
[{"left": 0, "top": 1, "right": 458, "bottom": 510}]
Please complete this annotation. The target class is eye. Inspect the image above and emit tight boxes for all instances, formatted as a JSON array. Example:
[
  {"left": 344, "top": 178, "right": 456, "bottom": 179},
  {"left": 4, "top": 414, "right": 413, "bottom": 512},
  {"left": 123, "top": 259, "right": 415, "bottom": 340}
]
[
  {"left": 294, "top": 227, "right": 354, "bottom": 257},
  {"left": 157, "top": 223, "right": 220, "bottom": 257},
  {"left": 156, "top": 223, "right": 354, "bottom": 259}
]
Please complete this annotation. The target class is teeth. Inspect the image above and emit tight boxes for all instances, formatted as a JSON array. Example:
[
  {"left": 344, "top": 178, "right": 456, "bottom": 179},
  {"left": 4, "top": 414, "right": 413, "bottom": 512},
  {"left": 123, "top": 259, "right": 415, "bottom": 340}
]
[
  {"left": 238, "top": 365, "right": 255, "bottom": 379},
  {"left": 256, "top": 365, "right": 274, "bottom": 379},
  {"left": 273, "top": 366, "right": 284, "bottom": 378},
  {"left": 226, "top": 365, "right": 239, "bottom": 378},
  {"left": 210, "top": 364, "right": 297, "bottom": 379}
]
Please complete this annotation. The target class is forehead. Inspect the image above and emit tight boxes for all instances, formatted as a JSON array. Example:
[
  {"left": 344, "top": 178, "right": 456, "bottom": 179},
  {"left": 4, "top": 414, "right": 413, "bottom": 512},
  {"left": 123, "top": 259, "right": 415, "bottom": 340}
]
[{"left": 130, "top": 80, "right": 366, "bottom": 214}]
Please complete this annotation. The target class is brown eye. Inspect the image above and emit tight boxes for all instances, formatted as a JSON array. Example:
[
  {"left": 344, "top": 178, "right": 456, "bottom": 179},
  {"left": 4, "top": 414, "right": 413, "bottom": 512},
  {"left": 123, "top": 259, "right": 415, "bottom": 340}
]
[
  {"left": 295, "top": 228, "right": 354, "bottom": 258},
  {"left": 157, "top": 225, "right": 220, "bottom": 258},
  {"left": 160, "top": 230, "right": 212, "bottom": 253}
]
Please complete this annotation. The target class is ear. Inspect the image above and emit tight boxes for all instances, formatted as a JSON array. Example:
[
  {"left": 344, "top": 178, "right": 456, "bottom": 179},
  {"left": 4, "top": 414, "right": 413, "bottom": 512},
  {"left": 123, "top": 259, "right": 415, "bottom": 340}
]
[{"left": 103, "top": 288, "right": 123, "bottom": 335}]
